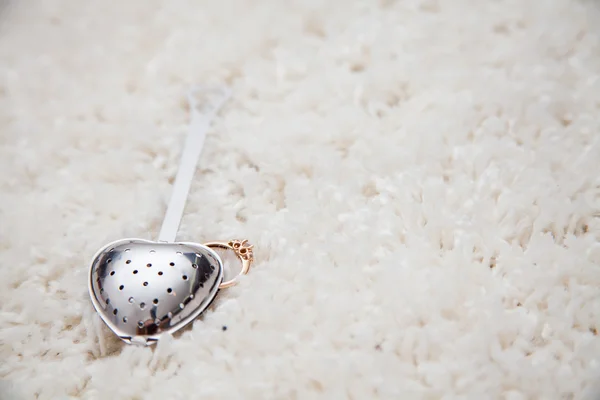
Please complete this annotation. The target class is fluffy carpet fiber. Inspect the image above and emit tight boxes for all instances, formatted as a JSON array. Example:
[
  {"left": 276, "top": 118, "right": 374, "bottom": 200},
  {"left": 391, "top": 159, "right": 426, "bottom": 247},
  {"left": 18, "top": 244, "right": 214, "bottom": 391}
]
[{"left": 1, "top": 0, "right": 600, "bottom": 399}]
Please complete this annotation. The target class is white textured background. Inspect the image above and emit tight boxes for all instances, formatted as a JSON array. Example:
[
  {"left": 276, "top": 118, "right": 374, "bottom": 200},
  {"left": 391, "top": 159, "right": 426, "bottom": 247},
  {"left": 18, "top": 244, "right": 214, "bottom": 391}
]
[{"left": 1, "top": 0, "right": 600, "bottom": 399}]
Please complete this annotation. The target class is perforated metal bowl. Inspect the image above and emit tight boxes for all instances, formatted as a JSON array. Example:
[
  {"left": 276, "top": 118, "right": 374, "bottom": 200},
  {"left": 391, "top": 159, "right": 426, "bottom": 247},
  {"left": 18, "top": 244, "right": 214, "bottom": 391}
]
[{"left": 88, "top": 239, "right": 223, "bottom": 345}]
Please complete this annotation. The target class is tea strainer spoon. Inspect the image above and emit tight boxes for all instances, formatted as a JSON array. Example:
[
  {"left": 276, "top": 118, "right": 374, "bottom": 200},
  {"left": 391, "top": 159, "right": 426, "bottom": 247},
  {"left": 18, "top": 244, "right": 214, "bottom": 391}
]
[{"left": 87, "top": 85, "right": 254, "bottom": 346}]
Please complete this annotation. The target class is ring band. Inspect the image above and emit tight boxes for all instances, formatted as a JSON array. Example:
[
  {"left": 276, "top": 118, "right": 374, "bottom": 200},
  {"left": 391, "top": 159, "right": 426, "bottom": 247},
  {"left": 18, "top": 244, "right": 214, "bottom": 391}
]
[{"left": 204, "top": 239, "right": 254, "bottom": 289}]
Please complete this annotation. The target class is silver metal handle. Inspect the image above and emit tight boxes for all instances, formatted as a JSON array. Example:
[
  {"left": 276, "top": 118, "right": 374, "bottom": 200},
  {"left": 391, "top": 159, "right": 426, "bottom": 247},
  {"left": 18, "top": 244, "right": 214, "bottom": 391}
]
[{"left": 158, "top": 85, "right": 231, "bottom": 243}]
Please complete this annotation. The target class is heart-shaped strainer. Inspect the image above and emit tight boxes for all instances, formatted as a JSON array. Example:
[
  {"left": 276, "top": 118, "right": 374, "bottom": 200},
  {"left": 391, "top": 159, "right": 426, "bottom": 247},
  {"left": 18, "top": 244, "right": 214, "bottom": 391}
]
[
  {"left": 88, "top": 86, "right": 254, "bottom": 346},
  {"left": 89, "top": 240, "right": 223, "bottom": 345}
]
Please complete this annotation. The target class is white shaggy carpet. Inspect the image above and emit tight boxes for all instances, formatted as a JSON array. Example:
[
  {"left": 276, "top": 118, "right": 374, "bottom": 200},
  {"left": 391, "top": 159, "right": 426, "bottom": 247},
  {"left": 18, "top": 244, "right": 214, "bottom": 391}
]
[{"left": 1, "top": 0, "right": 600, "bottom": 399}]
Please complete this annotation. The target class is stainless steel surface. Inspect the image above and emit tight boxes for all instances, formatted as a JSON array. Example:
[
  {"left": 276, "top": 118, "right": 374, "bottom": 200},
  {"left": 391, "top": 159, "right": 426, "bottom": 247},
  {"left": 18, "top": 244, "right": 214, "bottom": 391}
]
[{"left": 88, "top": 239, "right": 223, "bottom": 345}]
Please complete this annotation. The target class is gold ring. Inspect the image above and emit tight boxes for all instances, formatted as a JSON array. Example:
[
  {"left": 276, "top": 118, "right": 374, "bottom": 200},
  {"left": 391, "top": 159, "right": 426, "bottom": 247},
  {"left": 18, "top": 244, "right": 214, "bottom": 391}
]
[{"left": 204, "top": 239, "right": 254, "bottom": 289}]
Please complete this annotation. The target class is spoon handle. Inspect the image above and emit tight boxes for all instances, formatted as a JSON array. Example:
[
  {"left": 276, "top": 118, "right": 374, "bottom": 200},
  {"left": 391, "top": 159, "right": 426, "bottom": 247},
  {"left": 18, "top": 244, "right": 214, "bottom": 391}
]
[{"left": 158, "top": 85, "right": 231, "bottom": 243}]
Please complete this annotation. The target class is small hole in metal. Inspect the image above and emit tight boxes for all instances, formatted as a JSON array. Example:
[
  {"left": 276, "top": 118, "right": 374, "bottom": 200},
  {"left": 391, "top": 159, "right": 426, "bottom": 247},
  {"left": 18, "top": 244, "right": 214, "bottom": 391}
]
[
  {"left": 240, "top": 248, "right": 246, "bottom": 254},
  {"left": 119, "top": 285, "right": 124, "bottom": 290},
  {"left": 126, "top": 260, "right": 131, "bottom": 264},
  {"left": 123, "top": 317, "right": 128, "bottom": 323},
  {"left": 170, "top": 262, "right": 175, "bottom": 266},
  {"left": 110, "top": 271, "right": 115, "bottom": 276},
  {"left": 192, "top": 264, "right": 197, "bottom": 269},
  {"left": 100, "top": 288, "right": 104, "bottom": 293},
  {"left": 158, "top": 271, "right": 163, "bottom": 276},
  {"left": 106, "top": 298, "right": 110, "bottom": 304},
  {"left": 167, "top": 288, "right": 172, "bottom": 293},
  {"left": 138, "top": 321, "right": 144, "bottom": 328},
  {"left": 150, "top": 250, "right": 155, "bottom": 254},
  {"left": 113, "top": 309, "right": 118, "bottom": 315},
  {"left": 182, "top": 275, "right": 188, "bottom": 280},
  {"left": 133, "top": 270, "right": 138, "bottom": 274},
  {"left": 128, "top": 297, "right": 134, "bottom": 303},
  {"left": 125, "top": 248, "right": 130, "bottom": 252},
  {"left": 107, "top": 258, "right": 112, "bottom": 263},
  {"left": 210, "top": 265, "right": 215, "bottom": 271},
  {"left": 140, "top": 302, "right": 146, "bottom": 309},
  {"left": 176, "top": 251, "right": 182, "bottom": 256},
  {"left": 143, "top": 281, "right": 149, "bottom": 286},
  {"left": 153, "top": 299, "right": 159, "bottom": 305},
  {"left": 147, "top": 263, "right": 152, "bottom": 268}
]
